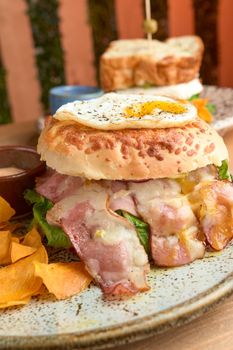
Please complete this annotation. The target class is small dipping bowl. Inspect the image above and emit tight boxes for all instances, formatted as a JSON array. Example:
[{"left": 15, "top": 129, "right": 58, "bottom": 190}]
[
  {"left": 49, "top": 85, "right": 104, "bottom": 115},
  {"left": 0, "top": 146, "right": 46, "bottom": 218}
]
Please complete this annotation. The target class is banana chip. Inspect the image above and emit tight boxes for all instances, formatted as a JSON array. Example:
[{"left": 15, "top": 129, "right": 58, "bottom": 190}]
[
  {"left": 22, "top": 227, "right": 42, "bottom": 248},
  {"left": 0, "top": 196, "right": 15, "bottom": 222},
  {"left": 0, "top": 297, "right": 31, "bottom": 309},
  {"left": 11, "top": 242, "right": 37, "bottom": 263},
  {"left": 32, "top": 284, "right": 47, "bottom": 296},
  {"left": 34, "top": 262, "right": 92, "bottom": 299},
  {"left": 11, "top": 236, "right": 20, "bottom": 243},
  {"left": 0, "top": 246, "right": 48, "bottom": 306},
  {"left": 0, "top": 231, "right": 11, "bottom": 265}
]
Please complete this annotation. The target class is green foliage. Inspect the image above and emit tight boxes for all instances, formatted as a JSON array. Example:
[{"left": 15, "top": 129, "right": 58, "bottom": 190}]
[
  {"left": 217, "top": 160, "right": 232, "bottom": 181},
  {"left": 88, "top": 0, "right": 118, "bottom": 82},
  {"left": 116, "top": 210, "right": 150, "bottom": 255},
  {"left": 188, "top": 94, "right": 200, "bottom": 101},
  {"left": 188, "top": 94, "right": 217, "bottom": 114},
  {"left": 24, "top": 189, "right": 71, "bottom": 248},
  {"left": 26, "top": 0, "right": 65, "bottom": 113},
  {"left": 206, "top": 103, "right": 216, "bottom": 114},
  {"left": 0, "top": 56, "right": 11, "bottom": 124}
]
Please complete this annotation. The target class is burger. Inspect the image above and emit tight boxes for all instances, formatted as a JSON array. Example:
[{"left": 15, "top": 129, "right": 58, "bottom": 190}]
[{"left": 26, "top": 93, "right": 233, "bottom": 297}]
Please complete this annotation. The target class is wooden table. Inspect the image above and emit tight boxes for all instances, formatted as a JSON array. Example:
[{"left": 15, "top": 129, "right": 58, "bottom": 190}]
[{"left": 1, "top": 121, "right": 233, "bottom": 350}]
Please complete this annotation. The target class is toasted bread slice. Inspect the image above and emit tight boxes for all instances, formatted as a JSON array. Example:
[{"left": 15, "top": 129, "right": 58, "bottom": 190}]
[{"left": 100, "top": 36, "right": 204, "bottom": 92}]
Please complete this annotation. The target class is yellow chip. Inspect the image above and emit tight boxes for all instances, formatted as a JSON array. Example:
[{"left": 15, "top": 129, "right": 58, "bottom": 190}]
[
  {"left": 0, "top": 297, "right": 31, "bottom": 309},
  {"left": 22, "top": 227, "right": 42, "bottom": 248},
  {"left": 0, "top": 230, "right": 11, "bottom": 265},
  {"left": 0, "top": 246, "right": 48, "bottom": 306},
  {"left": 34, "top": 262, "right": 92, "bottom": 300},
  {"left": 0, "top": 196, "right": 15, "bottom": 222},
  {"left": 11, "top": 242, "right": 37, "bottom": 263},
  {"left": 11, "top": 236, "right": 20, "bottom": 243},
  {"left": 32, "top": 284, "right": 47, "bottom": 296}
]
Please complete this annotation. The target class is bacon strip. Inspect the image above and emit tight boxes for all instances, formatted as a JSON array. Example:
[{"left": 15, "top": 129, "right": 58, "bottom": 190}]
[
  {"left": 192, "top": 180, "right": 233, "bottom": 250},
  {"left": 36, "top": 169, "right": 84, "bottom": 203},
  {"left": 36, "top": 168, "right": 233, "bottom": 273},
  {"left": 129, "top": 180, "right": 205, "bottom": 266},
  {"left": 47, "top": 184, "right": 149, "bottom": 296}
]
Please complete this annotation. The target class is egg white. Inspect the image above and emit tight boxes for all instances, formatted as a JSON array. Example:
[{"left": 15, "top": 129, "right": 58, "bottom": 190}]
[
  {"left": 117, "top": 78, "right": 203, "bottom": 100},
  {"left": 54, "top": 93, "right": 198, "bottom": 130}
]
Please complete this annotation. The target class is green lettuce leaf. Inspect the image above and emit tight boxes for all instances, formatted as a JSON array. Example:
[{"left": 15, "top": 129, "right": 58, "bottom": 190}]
[
  {"left": 206, "top": 103, "right": 216, "bottom": 114},
  {"left": 24, "top": 188, "right": 44, "bottom": 204},
  {"left": 24, "top": 189, "right": 71, "bottom": 248},
  {"left": 217, "top": 160, "right": 232, "bottom": 181},
  {"left": 116, "top": 210, "right": 150, "bottom": 254},
  {"left": 188, "top": 93, "right": 200, "bottom": 101},
  {"left": 142, "top": 82, "right": 153, "bottom": 89}
]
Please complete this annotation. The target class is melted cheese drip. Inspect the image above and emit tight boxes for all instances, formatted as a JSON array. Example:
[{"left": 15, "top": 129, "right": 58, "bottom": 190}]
[{"left": 124, "top": 101, "right": 186, "bottom": 118}]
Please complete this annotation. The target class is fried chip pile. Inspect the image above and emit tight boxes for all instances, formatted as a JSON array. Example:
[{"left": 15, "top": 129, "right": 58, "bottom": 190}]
[{"left": 0, "top": 196, "right": 92, "bottom": 309}]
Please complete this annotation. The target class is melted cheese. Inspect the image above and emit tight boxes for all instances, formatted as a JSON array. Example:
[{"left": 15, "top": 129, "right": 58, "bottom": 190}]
[
  {"left": 54, "top": 93, "right": 197, "bottom": 130},
  {"left": 178, "top": 166, "right": 217, "bottom": 194}
]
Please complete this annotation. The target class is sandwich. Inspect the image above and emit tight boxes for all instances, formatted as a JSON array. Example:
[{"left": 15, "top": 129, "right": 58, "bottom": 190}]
[
  {"left": 27, "top": 93, "right": 233, "bottom": 297},
  {"left": 100, "top": 36, "right": 204, "bottom": 99}
]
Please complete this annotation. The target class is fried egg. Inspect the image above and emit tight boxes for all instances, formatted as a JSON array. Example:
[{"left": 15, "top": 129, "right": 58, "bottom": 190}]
[{"left": 54, "top": 93, "right": 198, "bottom": 130}]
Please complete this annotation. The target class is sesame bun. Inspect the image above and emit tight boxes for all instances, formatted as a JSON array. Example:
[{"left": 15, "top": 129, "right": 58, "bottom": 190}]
[{"left": 37, "top": 117, "right": 228, "bottom": 180}]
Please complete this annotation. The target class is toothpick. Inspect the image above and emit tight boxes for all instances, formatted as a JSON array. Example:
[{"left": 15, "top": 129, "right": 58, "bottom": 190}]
[{"left": 145, "top": 0, "right": 152, "bottom": 40}]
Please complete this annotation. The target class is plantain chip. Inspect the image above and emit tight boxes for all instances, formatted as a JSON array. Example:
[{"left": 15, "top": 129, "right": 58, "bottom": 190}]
[
  {"left": 0, "top": 222, "right": 8, "bottom": 230},
  {"left": 0, "top": 197, "right": 15, "bottom": 222},
  {"left": 11, "top": 236, "right": 20, "bottom": 243},
  {"left": 0, "top": 297, "right": 31, "bottom": 309},
  {"left": 11, "top": 242, "right": 37, "bottom": 263},
  {"left": 0, "top": 230, "right": 11, "bottom": 265},
  {"left": 34, "top": 262, "right": 92, "bottom": 300},
  {"left": 0, "top": 246, "right": 48, "bottom": 306},
  {"left": 32, "top": 284, "right": 47, "bottom": 296},
  {"left": 22, "top": 227, "right": 42, "bottom": 248}
]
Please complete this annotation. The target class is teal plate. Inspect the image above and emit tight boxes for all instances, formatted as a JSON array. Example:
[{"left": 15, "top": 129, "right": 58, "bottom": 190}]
[{"left": 0, "top": 243, "right": 233, "bottom": 350}]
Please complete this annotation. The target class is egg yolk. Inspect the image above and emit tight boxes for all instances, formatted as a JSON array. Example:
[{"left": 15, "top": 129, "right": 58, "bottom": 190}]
[{"left": 124, "top": 101, "right": 186, "bottom": 118}]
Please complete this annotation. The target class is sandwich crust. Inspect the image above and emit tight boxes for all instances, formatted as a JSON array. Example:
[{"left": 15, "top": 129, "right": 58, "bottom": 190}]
[{"left": 38, "top": 117, "right": 228, "bottom": 180}]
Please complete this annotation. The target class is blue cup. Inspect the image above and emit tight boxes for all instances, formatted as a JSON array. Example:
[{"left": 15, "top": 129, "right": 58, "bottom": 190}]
[{"left": 49, "top": 85, "right": 104, "bottom": 115}]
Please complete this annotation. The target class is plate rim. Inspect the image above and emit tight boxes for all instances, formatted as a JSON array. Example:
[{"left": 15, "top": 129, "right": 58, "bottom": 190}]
[{"left": 1, "top": 268, "right": 233, "bottom": 350}]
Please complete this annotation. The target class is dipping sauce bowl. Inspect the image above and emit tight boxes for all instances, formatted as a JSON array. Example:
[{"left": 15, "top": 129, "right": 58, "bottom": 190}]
[{"left": 0, "top": 146, "right": 46, "bottom": 217}]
